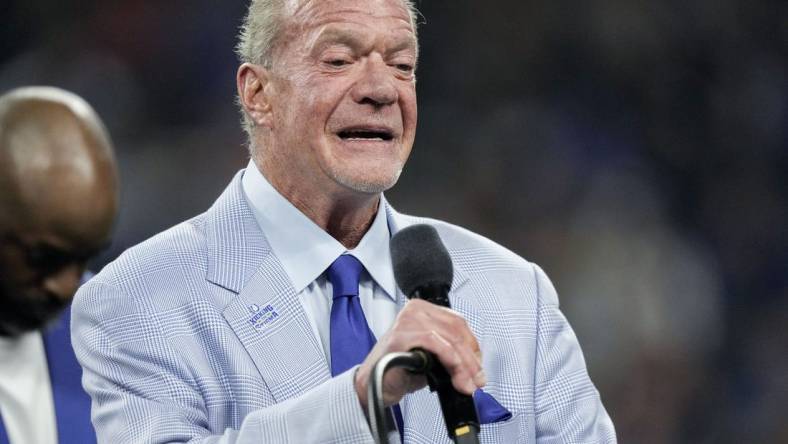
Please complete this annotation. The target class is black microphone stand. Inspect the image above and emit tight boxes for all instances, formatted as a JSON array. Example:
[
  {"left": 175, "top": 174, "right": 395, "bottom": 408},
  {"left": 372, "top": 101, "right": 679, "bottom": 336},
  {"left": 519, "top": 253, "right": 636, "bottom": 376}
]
[{"left": 368, "top": 351, "right": 481, "bottom": 444}]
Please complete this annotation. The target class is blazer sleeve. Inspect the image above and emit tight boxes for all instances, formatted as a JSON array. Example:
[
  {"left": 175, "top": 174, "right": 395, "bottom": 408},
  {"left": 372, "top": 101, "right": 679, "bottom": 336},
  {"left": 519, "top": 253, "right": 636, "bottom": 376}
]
[
  {"left": 71, "top": 280, "right": 374, "bottom": 444},
  {"left": 531, "top": 264, "right": 617, "bottom": 443}
]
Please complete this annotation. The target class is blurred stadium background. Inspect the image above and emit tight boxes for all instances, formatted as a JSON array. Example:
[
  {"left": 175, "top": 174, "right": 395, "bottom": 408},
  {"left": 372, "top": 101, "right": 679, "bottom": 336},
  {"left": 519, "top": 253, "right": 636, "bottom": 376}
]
[{"left": 1, "top": 1, "right": 785, "bottom": 442}]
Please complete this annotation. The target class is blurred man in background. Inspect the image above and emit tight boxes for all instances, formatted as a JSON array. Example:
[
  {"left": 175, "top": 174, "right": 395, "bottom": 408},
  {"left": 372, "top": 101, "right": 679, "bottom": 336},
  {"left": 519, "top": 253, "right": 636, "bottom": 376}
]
[{"left": 0, "top": 86, "right": 118, "bottom": 444}]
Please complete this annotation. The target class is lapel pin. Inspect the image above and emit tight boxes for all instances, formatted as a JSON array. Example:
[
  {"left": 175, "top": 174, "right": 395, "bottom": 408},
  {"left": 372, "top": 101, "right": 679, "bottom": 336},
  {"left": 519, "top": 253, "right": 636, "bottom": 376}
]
[{"left": 248, "top": 304, "right": 279, "bottom": 329}]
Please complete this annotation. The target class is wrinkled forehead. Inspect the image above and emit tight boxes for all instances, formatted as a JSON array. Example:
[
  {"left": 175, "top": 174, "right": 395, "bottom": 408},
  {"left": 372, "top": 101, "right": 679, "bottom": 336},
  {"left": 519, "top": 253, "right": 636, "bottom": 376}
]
[{"left": 283, "top": 0, "right": 416, "bottom": 35}]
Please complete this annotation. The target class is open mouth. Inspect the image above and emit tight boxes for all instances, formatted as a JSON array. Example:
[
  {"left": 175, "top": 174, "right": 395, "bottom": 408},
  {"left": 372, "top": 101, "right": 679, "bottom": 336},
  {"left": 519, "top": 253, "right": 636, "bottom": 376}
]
[{"left": 337, "top": 128, "right": 394, "bottom": 141}]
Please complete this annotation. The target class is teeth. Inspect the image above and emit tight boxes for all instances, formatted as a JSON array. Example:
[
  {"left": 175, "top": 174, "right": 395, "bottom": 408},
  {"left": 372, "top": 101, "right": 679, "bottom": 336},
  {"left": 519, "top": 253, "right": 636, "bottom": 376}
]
[{"left": 338, "top": 130, "right": 392, "bottom": 141}]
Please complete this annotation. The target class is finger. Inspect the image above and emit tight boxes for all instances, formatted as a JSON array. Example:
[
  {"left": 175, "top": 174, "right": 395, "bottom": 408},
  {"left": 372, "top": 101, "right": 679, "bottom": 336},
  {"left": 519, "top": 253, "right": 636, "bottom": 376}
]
[
  {"left": 417, "top": 329, "right": 478, "bottom": 395},
  {"left": 450, "top": 334, "right": 486, "bottom": 388},
  {"left": 410, "top": 311, "right": 484, "bottom": 387},
  {"left": 416, "top": 305, "right": 480, "bottom": 354},
  {"left": 357, "top": 333, "right": 430, "bottom": 407},
  {"left": 407, "top": 300, "right": 480, "bottom": 353},
  {"left": 410, "top": 303, "right": 484, "bottom": 379},
  {"left": 401, "top": 301, "right": 485, "bottom": 389},
  {"left": 382, "top": 368, "right": 426, "bottom": 405}
]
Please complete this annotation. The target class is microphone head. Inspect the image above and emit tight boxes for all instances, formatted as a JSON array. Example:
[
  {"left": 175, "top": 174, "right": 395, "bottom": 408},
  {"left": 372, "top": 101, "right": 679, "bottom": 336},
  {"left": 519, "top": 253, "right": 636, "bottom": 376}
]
[{"left": 391, "top": 224, "right": 454, "bottom": 297}]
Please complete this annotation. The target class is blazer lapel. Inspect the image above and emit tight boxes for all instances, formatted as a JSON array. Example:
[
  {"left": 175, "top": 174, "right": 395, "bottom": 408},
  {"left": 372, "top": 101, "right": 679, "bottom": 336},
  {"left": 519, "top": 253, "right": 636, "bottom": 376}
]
[
  {"left": 205, "top": 171, "right": 269, "bottom": 294},
  {"left": 207, "top": 171, "right": 331, "bottom": 403},
  {"left": 221, "top": 254, "right": 331, "bottom": 403},
  {"left": 42, "top": 307, "right": 96, "bottom": 444}
]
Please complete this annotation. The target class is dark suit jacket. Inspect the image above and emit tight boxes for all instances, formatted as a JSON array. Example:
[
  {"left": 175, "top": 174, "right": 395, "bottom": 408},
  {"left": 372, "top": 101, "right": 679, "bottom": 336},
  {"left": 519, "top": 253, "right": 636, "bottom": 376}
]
[{"left": 42, "top": 307, "right": 96, "bottom": 443}]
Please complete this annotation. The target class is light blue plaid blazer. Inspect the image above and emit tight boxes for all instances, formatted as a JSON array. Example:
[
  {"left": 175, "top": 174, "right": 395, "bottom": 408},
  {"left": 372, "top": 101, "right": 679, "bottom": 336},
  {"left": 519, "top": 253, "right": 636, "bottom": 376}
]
[{"left": 72, "top": 171, "right": 616, "bottom": 443}]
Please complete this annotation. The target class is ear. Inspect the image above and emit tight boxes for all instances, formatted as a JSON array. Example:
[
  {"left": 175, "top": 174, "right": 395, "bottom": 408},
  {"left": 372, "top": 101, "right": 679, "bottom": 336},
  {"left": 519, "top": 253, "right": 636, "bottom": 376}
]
[{"left": 237, "top": 63, "right": 274, "bottom": 129}]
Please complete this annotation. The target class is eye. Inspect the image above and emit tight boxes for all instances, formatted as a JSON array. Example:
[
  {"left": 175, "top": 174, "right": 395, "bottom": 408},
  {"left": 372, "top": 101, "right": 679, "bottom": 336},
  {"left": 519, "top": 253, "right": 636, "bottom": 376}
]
[
  {"left": 395, "top": 63, "right": 414, "bottom": 73},
  {"left": 326, "top": 59, "right": 350, "bottom": 67}
]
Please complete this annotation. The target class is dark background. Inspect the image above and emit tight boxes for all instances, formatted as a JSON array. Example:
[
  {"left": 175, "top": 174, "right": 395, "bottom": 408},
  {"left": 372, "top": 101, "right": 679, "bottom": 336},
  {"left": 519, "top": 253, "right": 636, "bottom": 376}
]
[{"left": 2, "top": 1, "right": 786, "bottom": 442}]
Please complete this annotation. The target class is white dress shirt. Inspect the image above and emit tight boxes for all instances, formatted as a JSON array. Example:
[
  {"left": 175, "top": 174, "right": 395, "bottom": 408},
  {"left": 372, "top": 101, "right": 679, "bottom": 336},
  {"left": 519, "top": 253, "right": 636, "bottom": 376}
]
[
  {"left": 241, "top": 160, "right": 401, "bottom": 365},
  {"left": 0, "top": 330, "right": 58, "bottom": 444}
]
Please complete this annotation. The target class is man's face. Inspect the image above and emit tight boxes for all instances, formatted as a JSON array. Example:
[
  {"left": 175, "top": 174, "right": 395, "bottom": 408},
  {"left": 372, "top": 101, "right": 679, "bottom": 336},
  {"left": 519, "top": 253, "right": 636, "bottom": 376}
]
[
  {"left": 263, "top": 0, "right": 418, "bottom": 195},
  {"left": 0, "top": 212, "right": 110, "bottom": 337}
]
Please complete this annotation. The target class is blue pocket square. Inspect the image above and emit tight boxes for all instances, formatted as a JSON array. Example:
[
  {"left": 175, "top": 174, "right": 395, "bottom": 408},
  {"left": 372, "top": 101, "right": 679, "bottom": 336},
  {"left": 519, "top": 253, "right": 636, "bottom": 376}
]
[{"left": 473, "top": 389, "right": 512, "bottom": 424}]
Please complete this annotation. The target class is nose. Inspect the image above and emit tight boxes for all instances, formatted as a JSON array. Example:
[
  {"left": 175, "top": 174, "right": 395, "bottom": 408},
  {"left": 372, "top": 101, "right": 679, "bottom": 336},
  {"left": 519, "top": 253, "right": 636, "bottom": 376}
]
[
  {"left": 351, "top": 55, "right": 398, "bottom": 107},
  {"left": 42, "top": 263, "right": 84, "bottom": 302}
]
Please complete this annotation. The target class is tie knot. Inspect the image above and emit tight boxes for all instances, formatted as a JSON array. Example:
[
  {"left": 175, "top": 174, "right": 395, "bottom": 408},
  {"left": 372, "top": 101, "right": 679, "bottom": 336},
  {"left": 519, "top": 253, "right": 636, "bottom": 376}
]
[{"left": 327, "top": 254, "right": 364, "bottom": 298}]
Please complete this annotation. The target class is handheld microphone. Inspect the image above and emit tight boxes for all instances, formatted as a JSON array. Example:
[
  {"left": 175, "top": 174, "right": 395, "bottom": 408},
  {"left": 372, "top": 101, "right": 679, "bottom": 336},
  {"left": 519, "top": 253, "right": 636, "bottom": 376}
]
[{"left": 390, "top": 224, "right": 480, "bottom": 442}]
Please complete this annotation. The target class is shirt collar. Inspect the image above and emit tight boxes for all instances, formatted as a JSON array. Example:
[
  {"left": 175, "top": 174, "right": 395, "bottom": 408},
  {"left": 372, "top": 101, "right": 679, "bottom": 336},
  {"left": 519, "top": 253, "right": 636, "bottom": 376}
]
[{"left": 241, "top": 160, "right": 397, "bottom": 300}]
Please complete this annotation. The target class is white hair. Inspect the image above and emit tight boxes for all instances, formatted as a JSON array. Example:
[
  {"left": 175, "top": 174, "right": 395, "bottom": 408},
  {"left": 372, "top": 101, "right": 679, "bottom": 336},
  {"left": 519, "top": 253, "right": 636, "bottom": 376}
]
[{"left": 235, "top": 0, "right": 421, "bottom": 144}]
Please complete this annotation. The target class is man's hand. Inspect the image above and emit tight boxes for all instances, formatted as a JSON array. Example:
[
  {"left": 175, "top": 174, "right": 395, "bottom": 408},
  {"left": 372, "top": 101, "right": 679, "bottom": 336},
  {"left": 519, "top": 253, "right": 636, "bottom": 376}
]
[{"left": 354, "top": 299, "right": 486, "bottom": 409}]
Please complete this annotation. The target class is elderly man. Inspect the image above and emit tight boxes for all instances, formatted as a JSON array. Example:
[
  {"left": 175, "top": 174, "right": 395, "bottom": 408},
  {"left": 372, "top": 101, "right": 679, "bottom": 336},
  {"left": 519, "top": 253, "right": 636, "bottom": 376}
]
[
  {"left": 0, "top": 86, "right": 118, "bottom": 444},
  {"left": 73, "top": 0, "right": 615, "bottom": 442}
]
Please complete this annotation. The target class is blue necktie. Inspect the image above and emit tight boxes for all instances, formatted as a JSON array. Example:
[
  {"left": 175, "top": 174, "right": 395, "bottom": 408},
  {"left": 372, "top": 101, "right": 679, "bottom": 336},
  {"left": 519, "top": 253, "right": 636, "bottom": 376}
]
[
  {"left": 0, "top": 408, "right": 10, "bottom": 444},
  {"left": 327, "top": 254, "right": 405, "bottom": 441}
]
